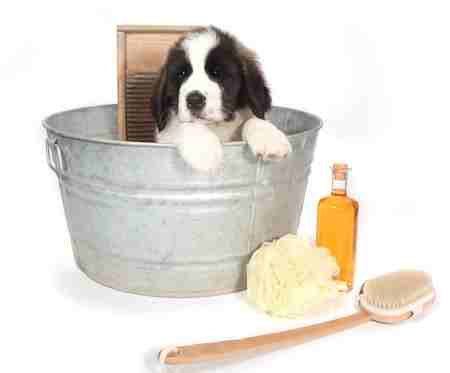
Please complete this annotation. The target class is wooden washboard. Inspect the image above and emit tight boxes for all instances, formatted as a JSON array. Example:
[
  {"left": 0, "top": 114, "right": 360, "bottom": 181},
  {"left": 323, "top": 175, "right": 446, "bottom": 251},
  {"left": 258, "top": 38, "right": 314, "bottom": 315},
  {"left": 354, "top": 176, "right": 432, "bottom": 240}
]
[{"left": 117, "top": 25, "right": 199, "bottom": 142}]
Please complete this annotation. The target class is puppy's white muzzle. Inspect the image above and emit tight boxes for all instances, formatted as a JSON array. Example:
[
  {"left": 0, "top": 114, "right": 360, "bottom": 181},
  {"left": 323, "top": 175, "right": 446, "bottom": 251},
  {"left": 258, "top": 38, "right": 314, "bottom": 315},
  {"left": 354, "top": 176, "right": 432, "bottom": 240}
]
[{"left": 178, "top": 74, "right": 224, "bottom": 123}]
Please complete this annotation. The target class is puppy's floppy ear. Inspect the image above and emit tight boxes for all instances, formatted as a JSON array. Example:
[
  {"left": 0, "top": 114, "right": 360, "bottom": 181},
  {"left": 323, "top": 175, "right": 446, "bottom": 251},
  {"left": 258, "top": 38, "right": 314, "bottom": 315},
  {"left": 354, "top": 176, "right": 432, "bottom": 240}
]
[
  {"left": 238, "top": 47, "right": 272, "bottom": 119},
  {"left": 151, "top": 65, "right": 170, "bottom": 131}
]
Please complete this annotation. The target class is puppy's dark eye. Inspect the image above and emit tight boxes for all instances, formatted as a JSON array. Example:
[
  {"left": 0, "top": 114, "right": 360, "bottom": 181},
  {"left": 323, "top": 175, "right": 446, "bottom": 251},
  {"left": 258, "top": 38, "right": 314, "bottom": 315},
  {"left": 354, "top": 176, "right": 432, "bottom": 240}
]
[
  {"left": 210, "top": 65, "right": 222, "bottom": 78},
  {"left": 176, "top": 67, "right": 188, "bottom": 79}
]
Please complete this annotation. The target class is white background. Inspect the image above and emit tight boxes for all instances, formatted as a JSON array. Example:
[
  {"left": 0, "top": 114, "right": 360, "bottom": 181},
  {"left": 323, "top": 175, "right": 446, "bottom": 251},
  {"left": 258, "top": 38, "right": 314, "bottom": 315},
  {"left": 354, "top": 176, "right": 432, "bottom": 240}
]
[{"left": 1, "top": 1, "right": 448, "bottom": 372}]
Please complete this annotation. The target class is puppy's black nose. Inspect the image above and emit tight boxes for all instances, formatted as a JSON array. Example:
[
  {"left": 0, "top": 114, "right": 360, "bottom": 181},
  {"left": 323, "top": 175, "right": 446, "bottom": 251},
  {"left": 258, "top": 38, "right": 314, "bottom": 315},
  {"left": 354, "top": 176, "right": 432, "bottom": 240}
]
[{"left": 186, "top": 91, "right": 206, "bottom": 111}]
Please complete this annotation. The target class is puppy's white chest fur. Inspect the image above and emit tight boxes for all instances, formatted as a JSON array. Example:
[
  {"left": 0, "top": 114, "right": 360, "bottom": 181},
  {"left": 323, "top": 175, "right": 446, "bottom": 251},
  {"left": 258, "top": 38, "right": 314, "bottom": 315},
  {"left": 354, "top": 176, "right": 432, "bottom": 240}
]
[
  {"left": 205, "top": 111, "right": 245, "bottom": 142},
  {"left": 158, "top": 110, "right": 245, "bottom": 144}
]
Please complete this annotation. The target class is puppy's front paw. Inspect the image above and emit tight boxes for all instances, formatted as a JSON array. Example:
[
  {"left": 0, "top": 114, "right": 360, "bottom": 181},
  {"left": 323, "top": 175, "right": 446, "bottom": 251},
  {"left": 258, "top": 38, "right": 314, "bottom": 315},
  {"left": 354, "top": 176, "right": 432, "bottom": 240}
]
[
  {"left": 244, "top": 118, "right": 292, "bottom": 161},
  {"left": 180, "top": 142, "right": 223, "bottom": 172},
  {"left": 178, "top": 125, "right": 223, "bottom": 172}
]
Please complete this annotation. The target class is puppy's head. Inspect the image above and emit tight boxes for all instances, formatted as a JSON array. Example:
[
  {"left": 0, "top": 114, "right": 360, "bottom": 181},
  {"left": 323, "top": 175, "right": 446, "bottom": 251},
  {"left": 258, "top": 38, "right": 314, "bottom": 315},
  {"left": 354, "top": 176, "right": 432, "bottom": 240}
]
[{"left": 151, "top": 26, "right": 271, "bottom": 131}]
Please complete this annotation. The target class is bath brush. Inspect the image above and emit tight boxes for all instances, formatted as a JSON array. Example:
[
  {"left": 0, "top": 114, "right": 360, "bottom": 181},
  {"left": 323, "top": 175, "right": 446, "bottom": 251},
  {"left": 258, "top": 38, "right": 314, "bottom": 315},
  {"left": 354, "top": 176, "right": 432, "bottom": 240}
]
[{"left": 159, "top": 270, "right": 435, "bottom": 365}]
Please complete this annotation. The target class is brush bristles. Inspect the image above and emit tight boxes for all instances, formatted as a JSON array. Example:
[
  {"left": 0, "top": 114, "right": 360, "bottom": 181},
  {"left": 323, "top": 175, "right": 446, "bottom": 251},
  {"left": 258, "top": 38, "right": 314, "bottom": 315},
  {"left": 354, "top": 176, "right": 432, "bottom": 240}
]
[{"left": 359, "top": 270, "right": 434, "bottom": 316}]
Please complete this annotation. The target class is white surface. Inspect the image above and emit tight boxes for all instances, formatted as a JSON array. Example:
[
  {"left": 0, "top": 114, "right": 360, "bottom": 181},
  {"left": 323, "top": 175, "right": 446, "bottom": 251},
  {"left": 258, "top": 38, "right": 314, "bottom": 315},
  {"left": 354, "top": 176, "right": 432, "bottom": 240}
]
[{"left": 1, "top": 1, "right": 448, "bottom": 372}]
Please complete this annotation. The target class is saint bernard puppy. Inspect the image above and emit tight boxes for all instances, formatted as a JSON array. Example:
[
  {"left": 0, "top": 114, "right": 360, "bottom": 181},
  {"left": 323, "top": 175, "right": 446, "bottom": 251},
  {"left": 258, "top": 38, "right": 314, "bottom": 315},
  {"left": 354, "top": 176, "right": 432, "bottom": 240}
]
[{"left": 151, "top": 26, "right": 292, "bottom": 171}]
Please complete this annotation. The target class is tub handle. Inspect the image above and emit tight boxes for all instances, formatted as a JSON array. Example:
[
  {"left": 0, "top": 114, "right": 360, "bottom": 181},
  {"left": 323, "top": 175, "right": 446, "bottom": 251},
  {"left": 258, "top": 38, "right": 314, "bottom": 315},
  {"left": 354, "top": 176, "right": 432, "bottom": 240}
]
[{"left": 46, "top": 138, "right": 66, "bottom": 175}]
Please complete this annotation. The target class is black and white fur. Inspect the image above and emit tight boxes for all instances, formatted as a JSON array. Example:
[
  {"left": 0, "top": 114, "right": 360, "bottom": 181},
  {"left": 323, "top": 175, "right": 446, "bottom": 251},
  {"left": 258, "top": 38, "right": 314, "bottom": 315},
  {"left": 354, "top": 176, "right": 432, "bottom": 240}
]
[{"left": 152, "top": 26, "right": 292, "bottom": 171}]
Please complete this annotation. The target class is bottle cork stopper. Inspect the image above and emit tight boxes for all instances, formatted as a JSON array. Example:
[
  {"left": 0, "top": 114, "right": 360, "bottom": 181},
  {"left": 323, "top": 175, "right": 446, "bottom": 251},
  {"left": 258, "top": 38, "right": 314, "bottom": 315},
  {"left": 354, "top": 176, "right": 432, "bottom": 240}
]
[{"left": 332, "top": 163, "right": 349, "bottom": 180}]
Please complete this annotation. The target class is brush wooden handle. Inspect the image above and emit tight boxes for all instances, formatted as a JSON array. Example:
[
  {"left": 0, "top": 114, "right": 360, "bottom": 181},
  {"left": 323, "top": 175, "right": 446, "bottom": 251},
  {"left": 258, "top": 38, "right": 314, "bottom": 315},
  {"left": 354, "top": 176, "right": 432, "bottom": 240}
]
[{"left": 162, "top": 310, "right": 371, "bottom": 365}]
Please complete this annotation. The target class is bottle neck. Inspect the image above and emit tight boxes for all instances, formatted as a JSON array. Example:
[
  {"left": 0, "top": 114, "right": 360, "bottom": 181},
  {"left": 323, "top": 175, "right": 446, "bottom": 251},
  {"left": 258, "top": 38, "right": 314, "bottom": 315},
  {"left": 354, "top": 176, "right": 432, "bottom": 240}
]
[{"left": 331, "top": 174, "right": 348, "bottom": 196}]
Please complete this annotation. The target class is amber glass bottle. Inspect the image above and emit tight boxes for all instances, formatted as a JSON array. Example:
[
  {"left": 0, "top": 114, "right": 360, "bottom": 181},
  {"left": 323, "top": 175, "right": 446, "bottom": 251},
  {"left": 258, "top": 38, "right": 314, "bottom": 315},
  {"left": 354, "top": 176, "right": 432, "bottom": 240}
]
[{"left": 316, "top": 164, "right": 359, "bottom": 290}]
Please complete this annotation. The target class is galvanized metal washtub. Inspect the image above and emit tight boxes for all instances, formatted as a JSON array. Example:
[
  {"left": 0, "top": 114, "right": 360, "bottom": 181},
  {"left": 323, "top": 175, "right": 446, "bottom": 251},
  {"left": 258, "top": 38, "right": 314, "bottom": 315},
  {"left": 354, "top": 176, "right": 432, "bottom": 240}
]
[{"left": 44, "top": 104, "right": 322, "bottom": 297}]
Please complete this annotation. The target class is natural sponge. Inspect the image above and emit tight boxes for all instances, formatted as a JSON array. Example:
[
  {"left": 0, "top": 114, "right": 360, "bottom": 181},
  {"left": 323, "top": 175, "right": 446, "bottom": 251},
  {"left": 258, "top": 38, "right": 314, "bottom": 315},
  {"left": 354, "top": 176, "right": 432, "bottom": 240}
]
[{"left": 247, "top": 234, "right": 347, "bottom": 318}]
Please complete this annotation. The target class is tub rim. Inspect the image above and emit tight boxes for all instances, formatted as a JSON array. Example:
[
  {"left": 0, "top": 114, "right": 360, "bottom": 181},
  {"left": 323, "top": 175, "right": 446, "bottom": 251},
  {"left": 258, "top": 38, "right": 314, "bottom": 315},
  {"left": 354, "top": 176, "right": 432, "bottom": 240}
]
[{"left": 42, "top": 103, "right": 323, "bottom": 148}]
